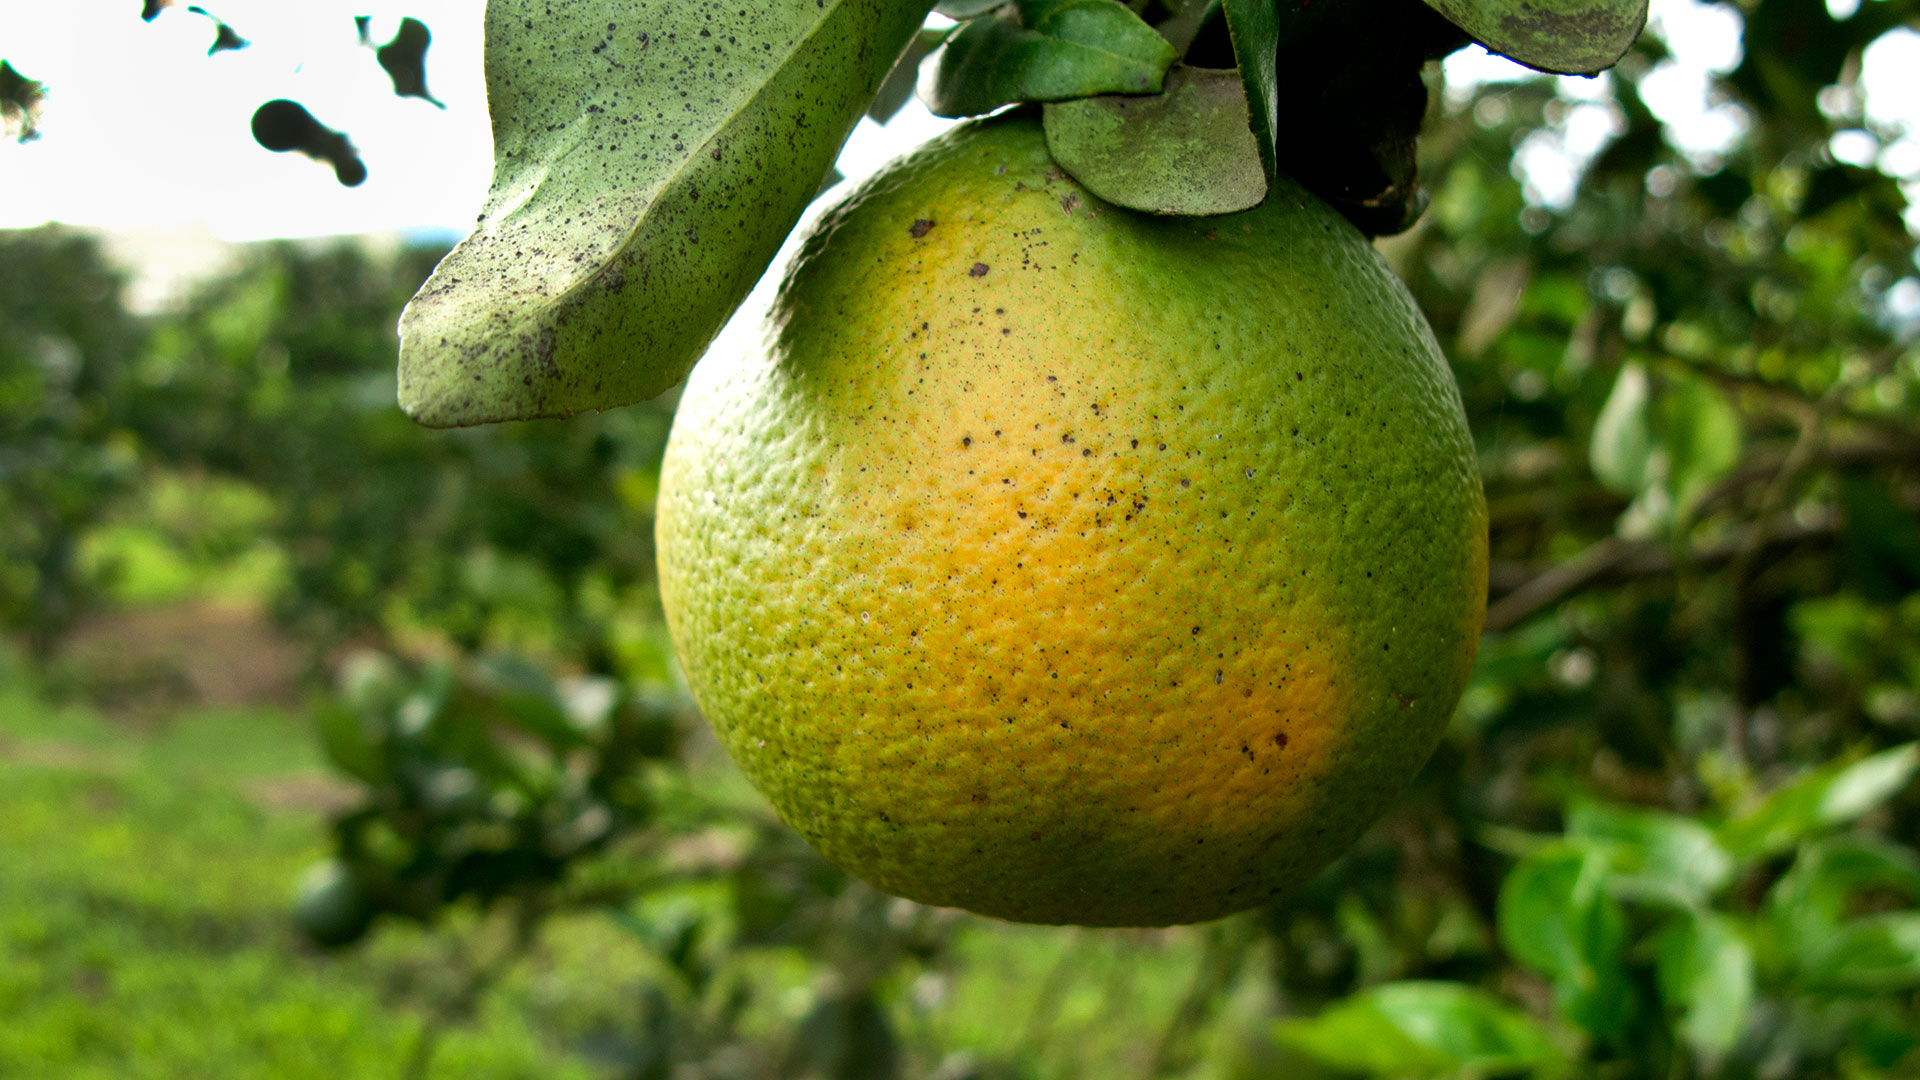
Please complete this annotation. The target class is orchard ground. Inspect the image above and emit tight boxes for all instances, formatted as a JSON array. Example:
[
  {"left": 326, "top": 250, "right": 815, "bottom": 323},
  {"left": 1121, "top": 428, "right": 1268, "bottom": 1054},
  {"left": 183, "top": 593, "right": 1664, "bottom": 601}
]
[{"left": 0, "top": 640, "right": 1242, "bottom": 1079}]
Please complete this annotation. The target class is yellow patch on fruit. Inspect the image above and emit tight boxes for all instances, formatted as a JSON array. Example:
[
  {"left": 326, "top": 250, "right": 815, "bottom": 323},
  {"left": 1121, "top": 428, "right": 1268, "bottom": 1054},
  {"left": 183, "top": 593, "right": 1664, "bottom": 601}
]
[{"left": 657, "top": 115, "right": 1487, "bottom": 926}]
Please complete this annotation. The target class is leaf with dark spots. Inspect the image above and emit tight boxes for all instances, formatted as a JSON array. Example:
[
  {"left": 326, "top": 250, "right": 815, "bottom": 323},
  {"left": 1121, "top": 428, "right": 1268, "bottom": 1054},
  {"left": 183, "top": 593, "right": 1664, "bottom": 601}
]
[
  {"left": 0, "top": 60, "right": 46, "bottom": 143},
  {"left": 917, "top": 0, "right": 1178, "bottom": 118},
  {"left": 1419, "top": 0, "right": 1647, "bottom": 75},
  {"left": 1044, "top": 65, "right": 1265, "bottom": 216},
  {"left": 251, "top": 99, "right": 368, "bottom": 187},
  {"left": 375, "top": 17, "right": 445, "bottom": 109},
  {"left": 397, "top": 0, "right": 936, "bottom": 427}
]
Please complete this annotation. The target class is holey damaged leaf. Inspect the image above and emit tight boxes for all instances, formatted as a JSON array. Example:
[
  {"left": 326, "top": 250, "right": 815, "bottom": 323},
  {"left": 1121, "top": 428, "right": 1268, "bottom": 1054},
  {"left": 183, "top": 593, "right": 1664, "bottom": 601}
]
[{"left": 397, "top": 0, "right": 932, "bottom": 427}]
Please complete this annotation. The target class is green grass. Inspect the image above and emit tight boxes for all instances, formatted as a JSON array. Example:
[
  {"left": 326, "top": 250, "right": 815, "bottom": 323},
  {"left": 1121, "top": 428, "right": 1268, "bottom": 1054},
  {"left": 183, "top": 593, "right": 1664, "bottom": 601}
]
[{"left": 0, "top": 679, "right": 613, "bottom": 1080}]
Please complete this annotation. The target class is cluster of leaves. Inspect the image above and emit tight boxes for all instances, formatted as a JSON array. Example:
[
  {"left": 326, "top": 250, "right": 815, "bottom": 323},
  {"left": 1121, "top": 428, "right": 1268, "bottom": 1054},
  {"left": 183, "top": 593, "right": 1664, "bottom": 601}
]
[
  {"left": 138, "top": 240, "right": 677, "bottom": 667},
  {"left": 1271, "top": 746, "right": 1920, "bottom": 1077},
  {"left": 301, "top": 648, "right": 973, "bottom": 1080},
  {"left": 0, "top": 231, "right": 145, "bottom": 654},
  {"left": 0, "top": 231, "right": 691, "bottom": 694},
  {"left": 917, "top": 0, "right": 1474, "bottom": 227},
  {"left": 11, "top": 0, "right": 1920, "bottom": 1076},
  {"left": 0, "top": 230, "right": 976, "bottom": 1077},
  {"left": 297, "top": 651, "right": 680, "bottom": 947},
  {"left": 394, "top": 0, "right": 1645, "bottom": 427},
  {"left": 1224, "top": 0, "right": 1920, "bottom": 1074}
]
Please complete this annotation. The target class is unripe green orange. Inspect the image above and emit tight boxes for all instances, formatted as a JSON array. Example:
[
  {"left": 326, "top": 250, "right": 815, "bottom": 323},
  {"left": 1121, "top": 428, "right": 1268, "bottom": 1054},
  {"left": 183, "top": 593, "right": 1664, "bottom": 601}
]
[{"left": 656, "top": 115, "right": 1486, "bottom": 926}]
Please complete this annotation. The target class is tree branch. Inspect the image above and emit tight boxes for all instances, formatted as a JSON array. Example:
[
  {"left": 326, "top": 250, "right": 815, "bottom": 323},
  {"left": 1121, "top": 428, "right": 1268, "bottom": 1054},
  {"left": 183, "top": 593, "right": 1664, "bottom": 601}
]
[
  {"left": 1483, "top": 432, "right": 1920, "bottom": 633},
  {"left": 1484, "top": 513, "right": 1841, "bottom": 633}
]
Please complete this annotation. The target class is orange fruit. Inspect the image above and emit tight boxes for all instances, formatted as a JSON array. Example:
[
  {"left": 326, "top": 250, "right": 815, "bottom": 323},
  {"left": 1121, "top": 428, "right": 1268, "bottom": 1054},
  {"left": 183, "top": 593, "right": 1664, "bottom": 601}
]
[{"left": 656, "top": 114, "right": 1486, "bottom": 926}]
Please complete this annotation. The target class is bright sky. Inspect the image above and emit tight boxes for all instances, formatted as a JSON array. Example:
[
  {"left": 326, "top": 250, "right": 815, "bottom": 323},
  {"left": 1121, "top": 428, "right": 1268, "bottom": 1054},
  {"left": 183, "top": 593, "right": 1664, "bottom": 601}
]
[
  {"left": 0, "top": 0, "right": 956, "bottom": 243},
  {"left": 1, "top": 1, "right": 489, "bottom": 240},
  {"left": 2, "top": 0, "right": 1916, "bottom": 242}
]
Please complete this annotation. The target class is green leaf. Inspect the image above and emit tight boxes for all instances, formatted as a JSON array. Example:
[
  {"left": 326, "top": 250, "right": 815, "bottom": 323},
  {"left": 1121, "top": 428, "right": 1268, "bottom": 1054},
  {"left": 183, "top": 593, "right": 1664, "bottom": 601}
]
[
  {"left": 1719, "top": 743, "right": 1920, "bottom": 858},
  {"left": 1657, "top": 374, "right": 1741, "bottom": 518},
  {"left": 917, "top": 0, "right": 1177, "bottom": 118},
  {"left": 334, "top": 650, "right": 410, "bottom": 716},
  {"left": 1768, "top": 837, "right": 1920, "bottom": 977},
  {"left": 1274, "top": 981, "right": 1565, "bottom": 1077},
  {"left": 1815, "top": 746, "right": 1920, "bottom": 827},
  {"left": 396, "top": 0, "right": 934, "bottom": 427},
  {"left": 1419, "top": 0, "right": 1648, "bottom": 76},
  {"left": 1652, "top": 911, "right": 1754, "bottom": 1060},
  {"left": 1590, "top": 362, "right": 1652, "bottom": 496},
  {"left": 1566, "top": 800, "right": 1734, "bottom": 904},
  {"left": 470, "top": 653, "right": 587, "bottom": 751},
  {"left": 789, "top": 988, "right": 901, "bottom": 1080},
  {"left": 1042, "top": 65, "right": 1266, "bottom": 216},
  {"left": 1768, "top": 837, "right": 1920, "bottom": 943},
  {"left": 394, "top": 663, "right": 458, "bottom": 741},
  {"left": 1220, "top": 0, "right": 1279, "bottom": 181},
  {"left": 1497, "top": 848, "right": 1633, "bottom": 1039},
  {"left": 316, "top": 702, "right": 386, "bottom": 786},
  {"left": 1798, "top": 913, "right": 1920, "bottom": 993},
  {"left": 1498, "top": 850, "right": 1593, "bottom": 973}
]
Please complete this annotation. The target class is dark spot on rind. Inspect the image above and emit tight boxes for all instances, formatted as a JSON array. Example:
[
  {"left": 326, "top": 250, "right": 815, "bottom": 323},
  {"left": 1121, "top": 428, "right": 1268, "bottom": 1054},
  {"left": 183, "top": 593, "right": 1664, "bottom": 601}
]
[
  {"left": 968, "top": 262, "right": 990, "bottom": 277},
  {"left": 910, "top": 218, "right": 935, "bottom": 238}
]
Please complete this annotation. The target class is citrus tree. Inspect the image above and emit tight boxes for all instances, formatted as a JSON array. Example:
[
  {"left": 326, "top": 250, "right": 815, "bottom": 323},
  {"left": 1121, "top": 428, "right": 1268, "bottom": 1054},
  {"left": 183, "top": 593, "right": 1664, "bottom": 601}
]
[
  {"left": 371, "top": 0, "right": 1920, "bottom": 1073},
  {"left": 378, "top": 0, "right": 1639, "bottom": 939},
  {"left": 393, "top": 0, "right": 1647, "bottom": 426},
  {"left": 8, "top": 0, "right": 1920, "bottom": 1076}
]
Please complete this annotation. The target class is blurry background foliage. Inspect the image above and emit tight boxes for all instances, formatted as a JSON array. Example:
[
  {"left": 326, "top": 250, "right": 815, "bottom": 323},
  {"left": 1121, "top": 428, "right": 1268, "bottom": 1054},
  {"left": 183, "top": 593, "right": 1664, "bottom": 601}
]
[{"left": 5, "top": 0, "right": 1920, "bottom": 1077}]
